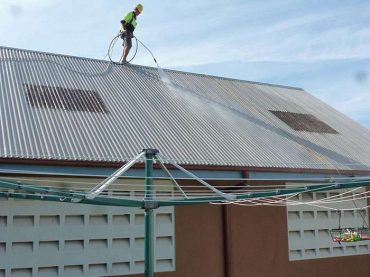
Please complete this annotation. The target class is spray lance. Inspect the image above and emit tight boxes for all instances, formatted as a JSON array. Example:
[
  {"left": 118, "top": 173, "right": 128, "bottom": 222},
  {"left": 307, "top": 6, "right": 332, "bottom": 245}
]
[{"left": 135, "top": 37, "right": 157, "bottom": 64}]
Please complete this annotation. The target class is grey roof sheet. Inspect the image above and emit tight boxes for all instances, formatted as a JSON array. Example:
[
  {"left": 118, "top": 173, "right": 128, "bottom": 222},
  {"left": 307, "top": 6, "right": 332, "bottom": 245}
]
[{"left": 1, "top": 46, "right": 370, "bottom": 171}]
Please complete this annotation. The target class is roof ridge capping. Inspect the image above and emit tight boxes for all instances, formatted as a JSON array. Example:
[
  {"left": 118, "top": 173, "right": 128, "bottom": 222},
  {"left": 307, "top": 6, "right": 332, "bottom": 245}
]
[{"left": 0, "top": 45, "right": 303, "bottom": 91}]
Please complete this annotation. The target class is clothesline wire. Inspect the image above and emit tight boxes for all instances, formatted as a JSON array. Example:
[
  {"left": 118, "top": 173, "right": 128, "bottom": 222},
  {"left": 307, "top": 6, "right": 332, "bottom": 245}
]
[{"left": 0, "top": 168, "right": 369, "bottom": 182}]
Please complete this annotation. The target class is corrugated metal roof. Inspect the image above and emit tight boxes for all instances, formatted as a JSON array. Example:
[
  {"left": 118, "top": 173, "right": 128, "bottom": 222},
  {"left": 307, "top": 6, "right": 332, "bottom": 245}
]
[{"left": 1, "top": 46, "right": 370, "bottom": 171}]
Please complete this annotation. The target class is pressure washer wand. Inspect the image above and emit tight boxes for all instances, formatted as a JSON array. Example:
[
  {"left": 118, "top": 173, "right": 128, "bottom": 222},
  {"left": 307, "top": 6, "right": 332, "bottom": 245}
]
[{"left": 135, "top": 37, "right": 158, "bottom": 64}]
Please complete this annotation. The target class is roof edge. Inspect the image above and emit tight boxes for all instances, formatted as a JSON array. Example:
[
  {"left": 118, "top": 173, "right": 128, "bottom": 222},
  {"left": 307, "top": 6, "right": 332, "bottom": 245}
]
[
  {"left": 0, "top": 45, "right": 304, "bottom": 91},
  {"left": 1, "top": 158, "right": 369, "bottom": 176}
]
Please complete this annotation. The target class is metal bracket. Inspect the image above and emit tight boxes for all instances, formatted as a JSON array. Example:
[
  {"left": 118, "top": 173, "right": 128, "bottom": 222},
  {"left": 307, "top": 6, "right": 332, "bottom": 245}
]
[
  {"left": 142, "top": 149, "right": 159, "bottom": 156},
  {"left": 142, "top": 200, "right": 159, "bottom": 210}
]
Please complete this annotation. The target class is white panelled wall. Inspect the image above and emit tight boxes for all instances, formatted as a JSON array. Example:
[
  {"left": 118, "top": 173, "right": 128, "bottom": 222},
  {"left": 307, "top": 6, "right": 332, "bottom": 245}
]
[
  {"left": 0, "top": 176, "right": 175, "bottom": 277},
  {"left": 287, "top": 187, "right": 370, "bottom": 260}
]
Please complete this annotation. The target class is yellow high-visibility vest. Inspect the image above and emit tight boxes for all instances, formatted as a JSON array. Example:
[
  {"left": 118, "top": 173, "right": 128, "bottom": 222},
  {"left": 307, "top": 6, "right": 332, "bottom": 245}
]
[{"left": 121, "top": 12, "right": 137, "bottom": 33}]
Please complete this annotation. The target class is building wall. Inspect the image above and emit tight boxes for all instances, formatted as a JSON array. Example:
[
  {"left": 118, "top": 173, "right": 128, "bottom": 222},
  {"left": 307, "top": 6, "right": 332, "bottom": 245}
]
[
  {"left": 228, "top": 204, "right": 370, "bottom": 277},
  {"left": 167, "top": 204, "right": 225, "bottom": 277},
  {"left": 2, "top": 175, "right": 370, "bottom": 277},
  {"left": 128, "top": 204, "right": 225, "bottom": 277},
  {"left": 0, "top": 199, "right": 175, "bottom": 277},
  {"left": 126, "top": 199, "right": 370, "bottom": 277},
  {"left": 0, "top": 176, "right": 176, "bottom": 277}
]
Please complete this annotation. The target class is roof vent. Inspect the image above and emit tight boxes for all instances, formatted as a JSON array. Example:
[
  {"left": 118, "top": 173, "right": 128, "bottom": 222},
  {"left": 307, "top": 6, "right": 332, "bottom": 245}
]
[
  {"left": 25, "top": 84, "right": 108, "bottom": 113},
  {"left": 270, "top": 111, "right": 338, "bottom": 134}
]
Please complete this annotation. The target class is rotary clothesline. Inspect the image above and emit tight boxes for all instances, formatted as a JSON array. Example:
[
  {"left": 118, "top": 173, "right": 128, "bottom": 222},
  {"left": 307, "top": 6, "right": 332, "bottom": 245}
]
[
  {"left": 1, "top": 177, "right": 370, "bottom": 207},
  {"left": 0, "top": 148, "right": 370, "bottom": 207},
  {"left": 1, "top": 148, "right": 370, "bottom": 277}
]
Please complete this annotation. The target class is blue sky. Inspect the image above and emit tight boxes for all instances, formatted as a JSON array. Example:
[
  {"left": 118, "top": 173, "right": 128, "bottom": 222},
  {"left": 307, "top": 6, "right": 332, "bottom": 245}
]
[{"left": 1, "top": 0, "right": 369, "bottom": 129}]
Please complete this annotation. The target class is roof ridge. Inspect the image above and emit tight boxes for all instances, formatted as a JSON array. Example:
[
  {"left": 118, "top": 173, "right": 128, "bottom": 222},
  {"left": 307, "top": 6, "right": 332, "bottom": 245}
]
[{"left": 0, "top": 45, "right": 303, "bottom": 91}]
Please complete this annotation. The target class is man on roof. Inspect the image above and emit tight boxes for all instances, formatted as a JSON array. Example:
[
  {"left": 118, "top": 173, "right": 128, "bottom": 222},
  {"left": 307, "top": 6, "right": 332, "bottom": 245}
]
[{"left": 119, "top": 4, "right": 143, "bottom": 64}]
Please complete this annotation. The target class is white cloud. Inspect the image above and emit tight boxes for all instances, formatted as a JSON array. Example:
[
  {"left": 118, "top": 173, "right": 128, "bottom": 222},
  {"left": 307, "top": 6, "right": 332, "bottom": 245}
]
[
  {"left": 334, "top": 91, "right": 370, "bottom": 129},
  {"left": 137, "top": 1, "right": 370, "bottom": 67},
  {"left": 1, "top": 0, "right": 53, "bottom": 6},
  {"left": 335, "top": 89, "right": 370, "bottom": 113},
  {"left": 0, "top": 0, "right": 54, "bottom": 12}
]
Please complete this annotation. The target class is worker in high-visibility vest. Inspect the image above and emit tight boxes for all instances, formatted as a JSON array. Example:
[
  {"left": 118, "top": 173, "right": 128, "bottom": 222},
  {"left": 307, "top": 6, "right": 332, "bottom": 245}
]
[{"left": 119, "top": 4, "right": 143, "bottom": 64}]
